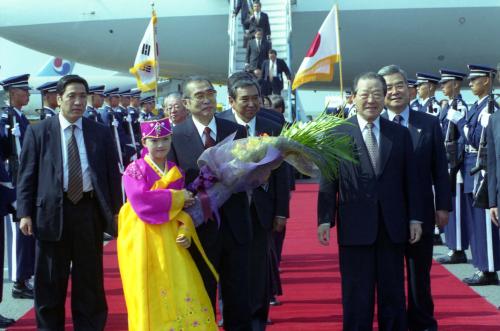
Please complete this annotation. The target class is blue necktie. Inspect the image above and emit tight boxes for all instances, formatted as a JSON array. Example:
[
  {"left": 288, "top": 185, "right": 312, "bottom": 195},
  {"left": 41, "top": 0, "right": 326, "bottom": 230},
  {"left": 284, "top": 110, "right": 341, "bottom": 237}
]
[{"left": 393, "top": 114, "right": 402, "bottom": 125}]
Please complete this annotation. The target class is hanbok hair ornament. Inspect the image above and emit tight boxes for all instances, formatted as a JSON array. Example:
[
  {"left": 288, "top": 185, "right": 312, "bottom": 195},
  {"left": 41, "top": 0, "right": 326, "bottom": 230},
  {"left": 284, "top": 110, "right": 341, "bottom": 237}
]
[{"left": 140, "top": 117, "right": 172, "bottom": 139}]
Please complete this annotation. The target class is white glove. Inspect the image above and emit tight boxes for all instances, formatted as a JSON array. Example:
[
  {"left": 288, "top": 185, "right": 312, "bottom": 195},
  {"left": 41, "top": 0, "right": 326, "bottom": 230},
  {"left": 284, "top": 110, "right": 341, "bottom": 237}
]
[
  {"left": 126, "top": 115, "right": 132, "bottom": 123},
  {"left": 11, "top": 123, "right": 21, "bottom": 137},
  {"left": 447, "top": 108, "right": 464, "bottom": 124},
  {"left": 112, "top": 119, "right": 119, "bottom": 127},
  {"left": 11, "top": 200, "right": 16, "bottom": 210},
  {"left": 479, "top": 112, "right": 491, "bottom": 128}
]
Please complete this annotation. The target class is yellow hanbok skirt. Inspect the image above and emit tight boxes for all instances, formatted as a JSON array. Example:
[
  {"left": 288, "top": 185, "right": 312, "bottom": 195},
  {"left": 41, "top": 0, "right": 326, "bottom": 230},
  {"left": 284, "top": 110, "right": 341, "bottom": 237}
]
[{"left": 118, "top": 174, "right": 218, "bottom": 331}]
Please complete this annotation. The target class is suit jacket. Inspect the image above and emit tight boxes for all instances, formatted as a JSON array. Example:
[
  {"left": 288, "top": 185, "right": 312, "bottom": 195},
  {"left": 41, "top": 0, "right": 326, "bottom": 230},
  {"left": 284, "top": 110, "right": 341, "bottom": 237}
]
[
  {"left": 248, "top": 12, "right": 271, "bottom": 38},
  {"left": 487, "top": 110, "right": 500, "bottom": 208},
  {"left": 246, "top": 38, "right": 271, "bottom": 70},
  {"left": 318, "top": 116, "right": 421, "bottom": 245},
  {"left": 382, "top": 110, "right": 451, "bottom": 234},
  {"left": 217, "top": 110, "right": 289, "bottom": 229},
  {"left": 16, "top": 116, "right": 122, "bottom": 241},
  {"left": 168, "top": 116, "right": 252, "bottom": 245},
  {"left": 0, "top": 157, "right": 15, "bottom": 217},
  {"left": 234, "top": 0, "right": 252, "bottom": 28},
  {"left": 261, "top": 59, "right": 292, "bottom": 93}
]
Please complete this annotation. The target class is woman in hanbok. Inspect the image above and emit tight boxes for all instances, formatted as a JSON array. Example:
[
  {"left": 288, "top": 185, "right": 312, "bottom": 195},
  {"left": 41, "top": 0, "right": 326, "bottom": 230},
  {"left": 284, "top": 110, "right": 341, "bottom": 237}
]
[{"left": 117, "top": 117, "right": 218, "bottom": 331}]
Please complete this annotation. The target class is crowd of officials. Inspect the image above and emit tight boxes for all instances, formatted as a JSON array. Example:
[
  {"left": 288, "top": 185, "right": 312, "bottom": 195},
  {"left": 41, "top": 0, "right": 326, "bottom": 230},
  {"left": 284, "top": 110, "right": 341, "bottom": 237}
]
[
  {"left": 0, "top": 61, "right": 499, "bottom": 331},
  {"left": 0, "top": 1, "right": 498, "bottom": 330}
]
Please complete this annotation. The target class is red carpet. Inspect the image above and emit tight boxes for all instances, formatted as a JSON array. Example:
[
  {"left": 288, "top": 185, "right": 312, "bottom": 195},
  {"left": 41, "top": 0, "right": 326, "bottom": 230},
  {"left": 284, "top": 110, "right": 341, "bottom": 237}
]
[{"left": 9, "top": 183, "right": 500, "bottom": 330}]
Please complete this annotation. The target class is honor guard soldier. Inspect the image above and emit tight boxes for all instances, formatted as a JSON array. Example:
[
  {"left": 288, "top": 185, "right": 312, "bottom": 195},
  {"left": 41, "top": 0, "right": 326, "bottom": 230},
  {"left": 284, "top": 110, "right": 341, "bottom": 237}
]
[
  {"left": 139, "top": 96, "right": 155, "bottom": 122},
  {"left": 119, "top": 89, "right": 140, "bottom": 159},
  {"left": 99, "top": 88, "right": 135, "bottom": 168},
  {"left": 0, "top": 74, "right": 35, "bottom": 299},
  {"left": 36, "top": 81, "right": 58, "bottom": 120},
  {"left": 436, "top": 69, "right": 470, "bottom": 264},
  {"left": 458, "top": 64, "right": 499, "bottom": 285},
  {"left": 408, "top": 79, "right": 420, "bottom": 111},
  {"left": 416, "top": 73, "right": 441, "bottom": 116},
  {"left": 84, "top": 85, "right": 105, "bottom": 122}
]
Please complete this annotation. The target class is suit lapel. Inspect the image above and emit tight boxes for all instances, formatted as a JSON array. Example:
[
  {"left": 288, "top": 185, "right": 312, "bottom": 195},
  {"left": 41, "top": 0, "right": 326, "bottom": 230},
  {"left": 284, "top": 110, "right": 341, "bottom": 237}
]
[
  {"left": 377, "top": 118, "right": 393, "bottom": 176},
  {"left": 183, "top": 117, "right": 205, "bottom": 155},
  {"left": 82, "top": 119, "right": 97, "bottom": 171},
  {"left": 407, "top": 112, "right": 423, "bottom": 151},
  {"left": 49, "top": 117, "right": 63, "bottom": 186}
]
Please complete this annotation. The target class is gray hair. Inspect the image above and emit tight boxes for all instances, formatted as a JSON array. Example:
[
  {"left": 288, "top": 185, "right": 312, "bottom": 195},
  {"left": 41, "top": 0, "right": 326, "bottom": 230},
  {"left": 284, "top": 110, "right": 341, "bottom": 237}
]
[{"left": 377, "top": 65, "right": 408, "bottom": 84}]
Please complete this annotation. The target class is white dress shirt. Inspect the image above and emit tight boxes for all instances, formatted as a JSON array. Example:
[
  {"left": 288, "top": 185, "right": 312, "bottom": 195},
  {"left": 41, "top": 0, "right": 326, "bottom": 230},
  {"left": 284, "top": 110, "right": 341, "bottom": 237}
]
[
  {"left": 386, "top": 106, "right": 410, "bottom": 128},
  {"left": 268, "top": 60, "right": 278, "bottom": 79},
  {"left": 356, "top": 114, "right": 380, "bottom": 146},
  {"left": 232, "top": 109, "right": 256, "bottom": 136},
  {"left": 59, "top": 113, "right": 92, "bottom": 192},
  {"left": 192, "top": 116, "right": 217, "bottom": 145}
]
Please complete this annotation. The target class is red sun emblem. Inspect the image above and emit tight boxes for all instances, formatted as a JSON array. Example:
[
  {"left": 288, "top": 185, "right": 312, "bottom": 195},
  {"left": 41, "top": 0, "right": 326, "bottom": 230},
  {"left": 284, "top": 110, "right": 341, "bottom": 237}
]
[{"left": 306, "top": 33, "right": 321, "bottom": 57}]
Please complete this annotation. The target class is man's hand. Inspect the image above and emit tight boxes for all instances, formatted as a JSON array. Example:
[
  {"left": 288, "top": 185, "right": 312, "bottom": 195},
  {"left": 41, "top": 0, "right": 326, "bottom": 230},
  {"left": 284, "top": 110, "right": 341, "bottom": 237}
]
[
  {"left": 273, "top": 217, "right": 286, "bottom": 232},
  {"left": 317, "top": 223, "right": 330, "bottom": 246},
  {"left": 491, "top": 207, "right": 499, "bottom": 227},
  {"left": 435, "top": 210, "right": 449, "bottom": 228},
  {"left": 176, "top": 235, "right": 191, "bottom": 248},
  {"left": 20, "top": 217, "right": 33, "bottom": 236},
  {"left": 409, "top": 223, "right": 422, "bottom": 244}
]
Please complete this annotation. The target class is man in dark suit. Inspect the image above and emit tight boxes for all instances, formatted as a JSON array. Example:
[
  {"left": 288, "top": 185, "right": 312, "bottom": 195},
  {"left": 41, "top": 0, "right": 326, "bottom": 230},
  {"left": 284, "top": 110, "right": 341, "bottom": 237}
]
[
  {"left": 218, "top": 77, "right": 289, "bottom": 330},
  {"left": 378, "top": 65, "right": 451, "bottom": 331},
  {"left": 317, "top": 72, "right": 422, "bottom": 331},
  {"left": 168, "top": 76, "right": 253, "bottom": 330},
  {"left": 246, "top": 29, "right": 271, "bottom": 71},
  {"left": 248, "top": 1, "right": 271, "bottom": 41},
  {"left": 254, "top": 68, "right": 272, "bottom": 97},
  {"left": 261, "top": 50, "right": 293, "bottom": 95},
  {"left": 0, "top": 156, "right": 16, "bottom": 327},
  {"left": 224, "top": 71, "right": 285, "bottom": 127},
  {"left": 233, "top": 0, "right": 253, "bottom": 30},
  {"left": 16, "top": 75, "right": 122, "bottom": 330}
]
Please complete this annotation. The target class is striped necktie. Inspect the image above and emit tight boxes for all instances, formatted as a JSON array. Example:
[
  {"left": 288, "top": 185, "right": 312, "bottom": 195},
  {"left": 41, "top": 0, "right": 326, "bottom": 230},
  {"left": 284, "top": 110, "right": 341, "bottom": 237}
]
[{"left": 67, "top": 125, "right": 83, "bottom": 204}]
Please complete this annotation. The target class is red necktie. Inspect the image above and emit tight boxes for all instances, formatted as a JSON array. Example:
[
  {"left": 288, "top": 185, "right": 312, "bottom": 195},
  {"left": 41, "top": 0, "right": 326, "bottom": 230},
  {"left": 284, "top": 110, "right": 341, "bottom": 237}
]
[{"left": 204, "top": 127, "right": 216, "bottom": 149}]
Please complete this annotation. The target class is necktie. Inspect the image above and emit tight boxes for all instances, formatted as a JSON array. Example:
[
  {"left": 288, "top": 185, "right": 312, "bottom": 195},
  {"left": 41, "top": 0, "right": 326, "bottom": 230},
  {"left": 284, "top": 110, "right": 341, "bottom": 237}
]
[
  {"left": 67, "top": 125, "right": 83, "bottom": 204},
  {"left": 269, "top": 61, "right": 275, "bottom": 82},
  {"left": 204, "top": 127, "right": 216, "bottom": 149},
  {"left": 393, "top": 114, "right": 402, "bottom": 125},
  {"left": 257, "top": 39, "right": 260, "bottom": 51},
  {"left": 364, "top": 122, "right": 379, "bottom": 171},
  {"left": 245, "top": 124, "right": 251, "bottom": 137}
]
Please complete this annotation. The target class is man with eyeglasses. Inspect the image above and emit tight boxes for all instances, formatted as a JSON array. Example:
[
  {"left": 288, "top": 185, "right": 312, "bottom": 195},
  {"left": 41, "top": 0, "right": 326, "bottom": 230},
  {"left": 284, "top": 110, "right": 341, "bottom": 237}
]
[
  {"left": 317, "top": 72, "right": 422, "bottom": 331},
  {"left": 163, "top": 92, "right": 189, "bottom": 126},
  {"left": 168, "top": 76, "right": 253, "bottom": 331},
  {"left": 379, "top": 65, "right": 451, "bottom": 331}
]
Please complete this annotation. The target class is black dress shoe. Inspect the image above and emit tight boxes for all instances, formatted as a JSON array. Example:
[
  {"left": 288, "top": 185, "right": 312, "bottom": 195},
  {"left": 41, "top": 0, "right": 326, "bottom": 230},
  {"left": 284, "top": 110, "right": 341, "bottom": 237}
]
[
  {"left": 12, "top": 281, "right": 34, "bottom": 299},
  {"left": 463, "top": 271, "right": 499, "bottom": 286},
  {"left": 0, "top": 313, "right": 15, "bottom": 327},
  {"left": 270, "top": 296, "right": 282, "bottom": 306},
  {"left": 436, "top": 250, "right": 467, "bottom": 264},
  {"left": 433, "top": 234, "right": 443, "bottom": 245},
  {"left": 103, "top": 233, "right": 113, "bottom": 241}
]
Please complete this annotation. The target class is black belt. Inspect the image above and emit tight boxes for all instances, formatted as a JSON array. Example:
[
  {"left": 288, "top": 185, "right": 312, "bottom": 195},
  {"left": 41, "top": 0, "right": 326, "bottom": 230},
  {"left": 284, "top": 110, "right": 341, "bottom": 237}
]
[{"left": 63, "top": 190, "right": 95, "bottom": 200}]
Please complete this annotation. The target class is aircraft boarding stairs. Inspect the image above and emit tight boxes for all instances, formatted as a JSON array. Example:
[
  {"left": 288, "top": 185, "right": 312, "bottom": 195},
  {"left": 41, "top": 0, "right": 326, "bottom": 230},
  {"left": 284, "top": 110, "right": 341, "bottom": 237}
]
[{"left": 228, "top": 0, "right": 298, "bottom": 121}]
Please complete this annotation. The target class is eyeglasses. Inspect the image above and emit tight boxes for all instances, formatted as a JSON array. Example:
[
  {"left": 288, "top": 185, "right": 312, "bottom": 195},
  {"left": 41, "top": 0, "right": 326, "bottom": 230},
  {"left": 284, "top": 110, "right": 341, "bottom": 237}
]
[
  {"left": 356, "top": 91, "right": 384, "bottom": 100},
  {"left": 187, "top": 89, "right": 217, "bottom": 102}
]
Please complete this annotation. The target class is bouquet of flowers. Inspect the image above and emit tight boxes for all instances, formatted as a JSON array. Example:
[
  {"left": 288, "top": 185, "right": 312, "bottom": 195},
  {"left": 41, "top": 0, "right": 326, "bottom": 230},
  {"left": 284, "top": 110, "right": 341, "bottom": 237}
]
[{"left": 185, "top": 113, "right": 355, "bottom": 226}]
